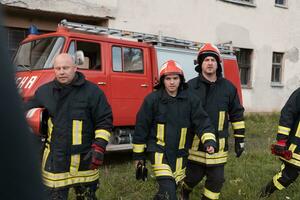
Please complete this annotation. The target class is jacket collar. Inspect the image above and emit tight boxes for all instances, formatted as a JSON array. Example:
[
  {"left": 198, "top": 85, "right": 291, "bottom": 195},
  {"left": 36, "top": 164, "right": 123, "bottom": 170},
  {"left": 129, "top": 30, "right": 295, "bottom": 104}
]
[
  {"left": 159, "top": 88, "right": 188, "bottom": 104},
  {"left": 54, "top": 71, "right": 86, "bottom": 89}
]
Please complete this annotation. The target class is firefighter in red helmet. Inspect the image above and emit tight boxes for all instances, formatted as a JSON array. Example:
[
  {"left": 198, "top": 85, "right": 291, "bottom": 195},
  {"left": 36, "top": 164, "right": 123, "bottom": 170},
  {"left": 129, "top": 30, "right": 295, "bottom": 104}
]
[
  {"left": 180, "top": 43, "right": 245, "bottom": 200},
  {"left": 133, "top": 60, "right": 217, "bottom": 200},
  {"left": 259, "top": 88, "right": 300, "bottom": 198}
]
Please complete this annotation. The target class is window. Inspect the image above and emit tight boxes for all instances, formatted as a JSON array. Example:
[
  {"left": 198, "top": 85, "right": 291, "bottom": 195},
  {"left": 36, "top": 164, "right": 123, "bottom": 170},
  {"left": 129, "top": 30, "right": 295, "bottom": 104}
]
[
  {"left": 236, "top": 48, "right": 252, "bottom": 87},
  {"left": 221, "top": 0, "right": 255, "bottom": 7},
  {"left": 112, "top": 46, "right": 144, "bottom": 73},
  {"left": 275, "top": 0, "right": 287, "bottom": 7},
  {"left": 271, "top": 52, "right": 284, "bottom": 83},
  {"left": 68, "top": 41, "right": 101, "bottom": 70},
  {"left": 6, "top": 27, "right": 27, "bottom": 58}
]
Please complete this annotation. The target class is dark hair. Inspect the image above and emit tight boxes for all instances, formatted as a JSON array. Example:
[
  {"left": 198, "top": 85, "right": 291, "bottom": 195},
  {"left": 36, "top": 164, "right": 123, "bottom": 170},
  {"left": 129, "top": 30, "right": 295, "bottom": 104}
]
[{"left": 154, "top": 74, "right": 188, "bottom": 90}]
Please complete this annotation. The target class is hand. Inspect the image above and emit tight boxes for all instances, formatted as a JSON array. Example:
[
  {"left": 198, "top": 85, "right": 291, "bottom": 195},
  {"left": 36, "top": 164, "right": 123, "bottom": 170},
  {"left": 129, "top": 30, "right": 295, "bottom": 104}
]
[
  {"left": 235, "top": 141, "right": 244, "bottom": 158},
  {"left": 206, "top": 146, "right": 215, "bottom": 154},
  {"left": 84, "top": 143, "right": 105, "bottom": 170},
  {"left": 134, "top": 160, "right": 144, "bottom": 169},
  {"left": 135, "top": 160, "right": 148, "bottom": 181}
]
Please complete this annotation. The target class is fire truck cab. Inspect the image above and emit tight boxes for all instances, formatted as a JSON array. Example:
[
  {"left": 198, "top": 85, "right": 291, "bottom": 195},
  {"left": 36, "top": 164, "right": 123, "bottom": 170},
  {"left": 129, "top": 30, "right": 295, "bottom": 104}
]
[{"left": 14, "top": 20, "right": 242, "bottom": 151}]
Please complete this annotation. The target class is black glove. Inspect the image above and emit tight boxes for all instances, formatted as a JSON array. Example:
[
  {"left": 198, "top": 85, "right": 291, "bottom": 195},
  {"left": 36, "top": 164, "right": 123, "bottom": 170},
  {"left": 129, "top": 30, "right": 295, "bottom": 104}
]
[
  {"left": 135, "top": 160, "right": 148, "bottom": 181},
  {"left": 235, "top": 138, "right": 244, "bottom": 158},
  {"left": 84, "top": 143, "right": 105, "bottom": 170}
]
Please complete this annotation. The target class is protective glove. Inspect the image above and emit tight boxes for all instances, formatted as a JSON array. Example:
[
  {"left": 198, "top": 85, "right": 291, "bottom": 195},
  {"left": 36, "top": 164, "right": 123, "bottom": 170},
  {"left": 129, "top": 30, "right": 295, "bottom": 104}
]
[
  {"left": 84, "top": 143, "right": 105, "bottom": 170},
  {"left": 135, "top": 160, "right": 148, "bottom": 181},
  {"left": 235, "top": 138, "right": 244, "bottom": 158},
  {"left": 271, "top": 139, "right": 292, "bottom": 160}
]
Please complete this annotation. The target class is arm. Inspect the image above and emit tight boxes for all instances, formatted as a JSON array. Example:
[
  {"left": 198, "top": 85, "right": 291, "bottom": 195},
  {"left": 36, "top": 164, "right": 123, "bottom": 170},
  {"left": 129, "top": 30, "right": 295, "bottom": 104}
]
[
  {"left": 191, "top": 98, "right": 216, "bottom": 152},
  {"left": 277, "top": 89, "right": 300, "bottom": 141},
  {"left": 133, "top": 95, "right": 154, "bottom": 161},
  {"left": 229, "top": 87, "right": 245, "bottom": 157}
]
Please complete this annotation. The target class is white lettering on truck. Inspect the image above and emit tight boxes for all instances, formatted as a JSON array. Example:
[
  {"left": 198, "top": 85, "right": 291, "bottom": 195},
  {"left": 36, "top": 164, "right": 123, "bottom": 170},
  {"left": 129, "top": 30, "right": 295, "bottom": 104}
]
[{"left": 16, "top": 76, "right": 38, "bottom": 89}]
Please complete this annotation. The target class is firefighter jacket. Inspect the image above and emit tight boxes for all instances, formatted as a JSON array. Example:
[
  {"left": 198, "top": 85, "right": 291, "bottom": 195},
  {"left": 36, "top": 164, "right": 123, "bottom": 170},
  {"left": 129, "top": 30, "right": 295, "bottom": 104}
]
[
  {"left": 133, "top": 88, "right": 216, "bottom": 183},
  {"left": 187, "top": 74, "right": 245, "bottom": 166},
  {"left": 25, "top": 72, "right": 113, "bottom": 188},
  {"left": 276, "top": 87, "right": 300, "bottom": 168}
]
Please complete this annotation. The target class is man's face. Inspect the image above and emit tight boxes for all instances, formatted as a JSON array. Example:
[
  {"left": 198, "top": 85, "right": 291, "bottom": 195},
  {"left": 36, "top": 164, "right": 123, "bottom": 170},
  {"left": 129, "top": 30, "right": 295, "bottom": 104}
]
[
  {"left": 53, "top": 54, "right": 77, "bottom": 85},
  {"left": 201, "top": 56, "right": 218, "bottom": 76},
  {"left": 163, "top": 74, "right": 180, "bottom": 95}
]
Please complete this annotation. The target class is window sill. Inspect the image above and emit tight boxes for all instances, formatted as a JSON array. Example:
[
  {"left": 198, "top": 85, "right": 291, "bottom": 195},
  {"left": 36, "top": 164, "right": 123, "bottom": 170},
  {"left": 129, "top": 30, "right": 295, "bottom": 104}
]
[
  {"left": 270, "top": 82, "right": 284, "bottom": 87},
  {"left": 220, "top": 0, "right": 256, "bottom": 7},
  {"left": 241, "top": 85, "right": 252, "bottom": 89},
  {"left": 275, "top": 4, "right": 288, "bottom": 9}
]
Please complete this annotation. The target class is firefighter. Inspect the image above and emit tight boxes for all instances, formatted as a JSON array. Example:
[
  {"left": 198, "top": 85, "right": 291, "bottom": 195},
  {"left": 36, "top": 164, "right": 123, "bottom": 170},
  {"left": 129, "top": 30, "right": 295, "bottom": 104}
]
[
  {"left": 25, "top": 53, "right": 113, "bottom": 200},
  {"left": 259, "top": 88, "right": 300, "bottom": 198},
  {"left": 133, "top": 60, "right": 217, "bottom": 200},
  {"left": 180, "top": 43, "right": 245, "bottom": 200}
]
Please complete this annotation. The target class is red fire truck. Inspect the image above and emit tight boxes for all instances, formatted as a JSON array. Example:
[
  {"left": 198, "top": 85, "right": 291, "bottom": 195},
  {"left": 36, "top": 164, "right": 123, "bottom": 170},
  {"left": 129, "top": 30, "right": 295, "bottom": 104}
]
[{"left": 14, "top": 20, "right": 242, "bottom": 151}]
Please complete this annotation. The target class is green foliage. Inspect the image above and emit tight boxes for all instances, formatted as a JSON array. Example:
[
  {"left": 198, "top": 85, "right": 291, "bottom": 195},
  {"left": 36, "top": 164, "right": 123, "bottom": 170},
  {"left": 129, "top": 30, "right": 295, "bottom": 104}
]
[{"left": 68, "top": 113, "right": 300, "bottom": 199}]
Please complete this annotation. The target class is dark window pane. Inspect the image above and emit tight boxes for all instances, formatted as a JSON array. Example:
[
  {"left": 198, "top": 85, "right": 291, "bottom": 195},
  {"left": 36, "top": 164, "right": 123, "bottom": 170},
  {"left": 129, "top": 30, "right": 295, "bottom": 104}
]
[{"left": 123, "top": 47, "right": 144, "bottom": 73}]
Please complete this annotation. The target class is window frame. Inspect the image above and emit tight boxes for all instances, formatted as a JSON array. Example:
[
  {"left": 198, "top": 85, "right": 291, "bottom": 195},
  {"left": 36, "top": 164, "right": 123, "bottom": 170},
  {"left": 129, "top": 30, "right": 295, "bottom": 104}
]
[
  {"left": 235, "top": 47, "right": 253, "bottom": 88},
  {"left": 275, "top": 0, "right": 288, "bottom": 8},
  {"left": 271, "top": 52, "right": 284, "bottom": 86},
  {"left": 220, "top": 0, "right": 256, "bottom": 7},
  {"left": 112, "top": 45, "right": 144, "bottom": 74}
]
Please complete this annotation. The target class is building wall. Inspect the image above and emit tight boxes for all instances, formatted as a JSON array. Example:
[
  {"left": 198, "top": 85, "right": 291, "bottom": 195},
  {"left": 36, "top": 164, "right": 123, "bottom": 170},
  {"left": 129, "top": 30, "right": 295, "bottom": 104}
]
[{"left": 2, "top": 0, "right": 300, "bottom": 112}]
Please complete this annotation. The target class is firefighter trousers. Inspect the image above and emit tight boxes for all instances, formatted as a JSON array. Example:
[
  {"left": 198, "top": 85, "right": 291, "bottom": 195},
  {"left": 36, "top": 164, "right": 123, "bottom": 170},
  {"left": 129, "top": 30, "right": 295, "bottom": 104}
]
[
  {"left": 182, "top": 161, "right": 225, "bottom": 200},
  {"left": 264, "top": 162, "right": 299, "bottom": 195},
  {"left": 45, "top": 183, "right": 98, "bottom": 200}
]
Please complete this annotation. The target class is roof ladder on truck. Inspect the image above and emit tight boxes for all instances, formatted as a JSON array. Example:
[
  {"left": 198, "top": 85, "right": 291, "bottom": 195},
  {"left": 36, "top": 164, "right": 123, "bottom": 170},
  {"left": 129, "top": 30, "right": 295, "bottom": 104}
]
[{"left": 59, "top": 19, "right": 234, "bottom": 55}]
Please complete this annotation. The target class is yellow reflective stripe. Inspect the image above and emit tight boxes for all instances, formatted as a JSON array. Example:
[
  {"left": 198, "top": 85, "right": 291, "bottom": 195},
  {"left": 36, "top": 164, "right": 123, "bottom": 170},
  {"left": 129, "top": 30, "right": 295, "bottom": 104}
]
[
  {"left": 203, "top": 187, "right": 220, "bottom": 199},
  {"left": 219, "top": 138, "right": 225, "bottom": 152},
  {"left": 288, "top": 144, "right": 297, "bottom": 152},
  {"left": 273, "top": 165, "right": 285, "bottom": 190},
  {"left": 176, "top": 157, "right": 183, "bottom": 172},
  {"left": 232, "top": 121, "right": 245, "bottom": 130},
  {"left": 95, "top": 129, "right": 111, "bottom": 142},
  {"left": 72, "top": 120, "right": 82, "bottom": 145},
  {"left": 42, "top": 145, "right": 50, "bottom": 170},
  {"left": 278, "top": 125, "right": 291, "bottom": 136},
  {"left": 47, "top": 118, "right": 53, "bottom": 142},
  {"left": 295, "top": 122, "right": 300, "bottom": 138},
  {"left": 43, "top": 169, "right": 99, "bottom": 188},
  {"left": 156, "top": 124, "right": 165, "bottom": 146},
  {"left": 188, "top": 150, "right": 228, "bottom": 165},
  {"left": 70, "top": 154, "right": 80, "bottom": 173},
  {"left": 234, "top": 134, "right": 245, "bottom": 138},
  {"left": 189, "top": 149, "right": 228, "bottom": 159},
  {"left": 201, "top": 133, "right": 216, "bottom": 144},
  {"left": 179, "top": 128, "right": 187, "bottom": 149},
  {"left": 191, "top": 135, "right": 200, "bottom": 151},
  {"left": 174, "top": 168, "right": 186, "bottom": 183},
  {"left": 218, "top": 111, "right": 225, "bottom": 131},
  {"left": 133, "top": 144, "right": 145, "bottom": 153},
  {"left": 155, "top": 152, "right": 163, "bottom": 164},
  {"left": 152, "top": 164, "right": 173, "bottom": 177}
]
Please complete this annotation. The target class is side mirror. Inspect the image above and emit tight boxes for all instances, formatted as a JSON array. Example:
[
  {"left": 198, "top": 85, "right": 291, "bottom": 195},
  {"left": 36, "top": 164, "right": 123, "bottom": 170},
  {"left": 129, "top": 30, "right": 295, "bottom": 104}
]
[{"left": 75, "top": 50, "right": 84, "bottom": 65}]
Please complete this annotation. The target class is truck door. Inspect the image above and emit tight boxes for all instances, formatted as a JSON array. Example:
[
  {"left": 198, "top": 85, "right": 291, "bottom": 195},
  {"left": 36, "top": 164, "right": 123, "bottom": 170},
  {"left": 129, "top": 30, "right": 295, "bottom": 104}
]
[
  {"left": 67, "top": 40, "right": 109, "bottom": 98},
  {"left": 109, "top": 45, "right": 152, "bottom": 126}
]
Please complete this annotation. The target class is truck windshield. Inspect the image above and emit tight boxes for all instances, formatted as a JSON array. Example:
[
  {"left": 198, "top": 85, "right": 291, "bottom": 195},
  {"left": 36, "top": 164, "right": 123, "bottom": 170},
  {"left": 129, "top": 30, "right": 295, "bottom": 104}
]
[{"left": 13, "top": 37, "right": 65, "bottom": 71}]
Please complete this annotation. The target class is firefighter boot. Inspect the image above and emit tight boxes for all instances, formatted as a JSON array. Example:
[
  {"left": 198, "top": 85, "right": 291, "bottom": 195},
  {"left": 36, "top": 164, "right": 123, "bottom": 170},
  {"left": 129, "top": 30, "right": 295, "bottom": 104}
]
[{"left": 259, "top": 181, "right": 277, "bottom": 198}]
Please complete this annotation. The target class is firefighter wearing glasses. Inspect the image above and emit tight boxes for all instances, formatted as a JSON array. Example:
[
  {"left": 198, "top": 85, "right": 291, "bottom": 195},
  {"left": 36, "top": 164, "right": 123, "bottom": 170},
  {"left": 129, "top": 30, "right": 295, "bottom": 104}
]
[
  {"left": 180, "top": 43, "right": 245, "bottom": 200},
  {"left": 25, "top": 53, "right": 113, "bottom": 200},
  {"left": 133, "top": 60, "right": 217, "bottom": 200},
  {"left": 260, "top": 88, "right": 300, "bottom": 198}
]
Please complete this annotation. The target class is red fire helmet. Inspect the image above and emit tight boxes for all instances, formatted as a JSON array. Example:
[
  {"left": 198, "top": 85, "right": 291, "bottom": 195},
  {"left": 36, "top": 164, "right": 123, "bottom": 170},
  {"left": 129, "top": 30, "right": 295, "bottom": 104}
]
[{"left": 159, "top": 60, "right": 184, "bottom": 78}]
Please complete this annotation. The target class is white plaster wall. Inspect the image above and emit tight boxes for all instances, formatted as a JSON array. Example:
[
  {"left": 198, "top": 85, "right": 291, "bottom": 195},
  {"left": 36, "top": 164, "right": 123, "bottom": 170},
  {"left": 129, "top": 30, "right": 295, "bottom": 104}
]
[
  {"left": 108, "top": 0, "right": 300, "bottom": 112},
  {"left": 2, "top": 0, "right": 300, "bottom": 112}
]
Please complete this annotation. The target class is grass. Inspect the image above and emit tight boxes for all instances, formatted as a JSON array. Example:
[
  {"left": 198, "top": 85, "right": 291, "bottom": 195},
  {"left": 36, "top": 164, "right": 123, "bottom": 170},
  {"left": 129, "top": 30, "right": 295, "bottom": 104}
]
[{"left": 69, "top": 113, "right": 300, "bottom": 200}]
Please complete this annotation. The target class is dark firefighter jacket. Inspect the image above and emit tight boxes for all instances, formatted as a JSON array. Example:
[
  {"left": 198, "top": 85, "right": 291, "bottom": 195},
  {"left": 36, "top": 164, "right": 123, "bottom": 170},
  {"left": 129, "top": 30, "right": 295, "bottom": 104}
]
[
  {"left": 25, "top": 72, "right": 113, "bottom": 188},
  {"left": 276, "top": 87, "right": 300, "bottom": 168},
  {"left": 187, "top": 74, "right": 245, "bottom": 166},
  {"left": 133, "top": 88, "right": 216, "bottom": 183}
]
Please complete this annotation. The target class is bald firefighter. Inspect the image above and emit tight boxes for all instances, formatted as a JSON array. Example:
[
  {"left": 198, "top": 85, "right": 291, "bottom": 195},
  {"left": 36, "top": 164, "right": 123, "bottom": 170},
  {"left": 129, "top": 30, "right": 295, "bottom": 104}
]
[
  {"left": 260, "top": 88, "right": 300, "bottom": 198},
  {"left": 25, "top": 53, "right": 113, "bottom": 200},
  {"left": 133, "top": 60, "right": 217, "bottom": 200},
  {"left": 180, "top": 43, "right": 245, "bottom": 200}
]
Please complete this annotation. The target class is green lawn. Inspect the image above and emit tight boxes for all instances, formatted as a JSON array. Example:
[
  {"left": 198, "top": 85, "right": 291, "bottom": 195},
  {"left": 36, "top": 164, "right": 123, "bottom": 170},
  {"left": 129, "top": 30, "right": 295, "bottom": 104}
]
[{"left": 69, "top": 113, "right": 300, "bottom": 200}]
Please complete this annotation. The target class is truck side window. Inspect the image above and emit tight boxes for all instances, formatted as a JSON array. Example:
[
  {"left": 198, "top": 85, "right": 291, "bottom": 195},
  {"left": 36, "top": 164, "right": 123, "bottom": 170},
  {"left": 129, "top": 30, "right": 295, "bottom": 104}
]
[
  {"left": 67, "top": 41, "right": 101, "bottom": 70},
  {"left": 112, "top": 46, "right": 144, "bottom": 74}
]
